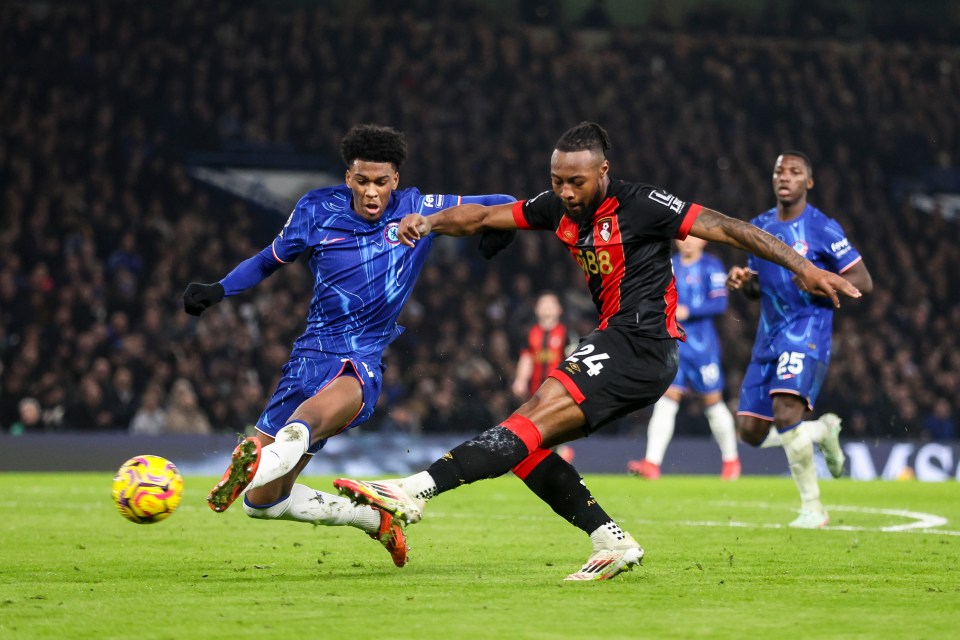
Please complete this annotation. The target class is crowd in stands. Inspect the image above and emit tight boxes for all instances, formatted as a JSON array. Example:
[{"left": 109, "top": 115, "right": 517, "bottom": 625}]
[{"left": 1, "top": 0, "right": 957, "bottom": 442}]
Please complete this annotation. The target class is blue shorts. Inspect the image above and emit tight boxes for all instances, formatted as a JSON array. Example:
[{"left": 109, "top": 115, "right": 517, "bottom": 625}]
[
  {"left": 671, "top": 343, "right": 724, "bottom": 395},
  {"left": 256, "top": 355, "right": 383, "bottom": 454},
  {"left": 737, "top": 351, "right": 829, "bottom": 420}
]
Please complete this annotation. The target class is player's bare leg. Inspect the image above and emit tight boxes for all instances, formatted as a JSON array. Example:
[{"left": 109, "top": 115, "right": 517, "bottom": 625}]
[
  {"left": 231, "top": 424, "right": 408, "bottom": 566},
  {"left": 208, "top": 376, "right": 361, "bottom": 512}
]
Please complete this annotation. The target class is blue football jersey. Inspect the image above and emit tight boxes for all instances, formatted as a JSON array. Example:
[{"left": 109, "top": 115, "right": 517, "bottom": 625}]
[
  {"left": 674, "top": 251, "right": 728, "bottom": 360},
  {"left": 271, "top": 185, "right": 466, "bottom": 358},
  {"left": 746, "top": 204, "right": 862, "bottom": 362}
]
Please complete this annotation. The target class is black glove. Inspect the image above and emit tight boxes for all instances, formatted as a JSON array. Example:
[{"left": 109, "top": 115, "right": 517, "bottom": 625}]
[
  {"left": 478, "top": 229, "right": 517, "bottom": 260},
  {"left": 183, "top": 282, "right": 225, "bottom": 316}
]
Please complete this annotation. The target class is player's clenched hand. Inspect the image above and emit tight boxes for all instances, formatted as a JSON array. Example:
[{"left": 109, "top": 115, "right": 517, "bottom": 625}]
[
  {"left": 478, "top": 229, "right": 516, "bottom": 259},
  {"left": 183, "top": 282, "right": 225, "bottom": 316},
  {"left": 726, "top": 266, "right": 754, "bottom": 290},
  {"left": 398, "top": 214, "right": 432, "bottom": 247},
  {"left": 794, "top": 265, "right": 861, "bottom": 308}
]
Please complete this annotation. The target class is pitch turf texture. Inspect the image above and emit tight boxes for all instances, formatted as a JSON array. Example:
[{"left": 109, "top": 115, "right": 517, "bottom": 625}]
[{"left": 2, "top": 474, "right": 958, "bottom": 639}]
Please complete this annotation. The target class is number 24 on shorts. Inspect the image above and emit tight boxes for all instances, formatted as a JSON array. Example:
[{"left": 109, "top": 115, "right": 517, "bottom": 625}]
[{"left": 566, "top": 344, "right": 610, "bottom": 377}]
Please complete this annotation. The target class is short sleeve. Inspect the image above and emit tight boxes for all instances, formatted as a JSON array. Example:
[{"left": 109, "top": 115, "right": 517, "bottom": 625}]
[
  {"left": 632, "top": 185, "right": 702, "bottom": 240},
  {"left": 707, "top": 256, "right": 730, "bottom": 299},
  {"left": 514, "top": 190, "right": 560, "bottom": 230},
  {"left": 417, "top": 193, "right": 463, "bottom": 215},
  {"left": 271, "top": 198, "right": 312, "bottom": 264},
  {"left": 820, "top": 218, "right": 862, "bottom": 274}
]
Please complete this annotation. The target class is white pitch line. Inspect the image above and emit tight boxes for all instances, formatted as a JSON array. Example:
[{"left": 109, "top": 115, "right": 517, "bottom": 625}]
[{"left": 699, "top": 500, "right": 960, "bottom": 535}]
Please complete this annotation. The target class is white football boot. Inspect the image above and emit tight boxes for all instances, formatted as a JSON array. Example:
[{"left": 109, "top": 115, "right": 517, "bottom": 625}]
[
  {"left": 818, "top": 413, "right": 846, "bottom": 478},
  {"left": 565, "top": 525, "right": 644, "bottom": 581}
]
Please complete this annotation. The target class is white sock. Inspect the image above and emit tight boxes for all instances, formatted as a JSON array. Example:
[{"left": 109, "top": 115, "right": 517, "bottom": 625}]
[
  {"left": 243, "top": 483, "right": 381, "bottom": 533},
  {"left": 761, "top": 420, "right": 824, "bottom": 449},
  {"left": 644, "top": 396, "right": 679, "bottom": 465},
  {"left": 398, "top": 471, "right": 438, "bottom": 502},
  {"left": 779, "top": 424, "right": 822, "bottom": 513},
  {"left": 801, "top": 418, "right": 828, "bottom": 444},
  {"left": 246, "top": 422, "right": 310, "bottom": 493},
  {"left": 589, "top": 521, "right": 630, "bottom": 550},
  {"left": 759, "top": 428, "right": 782, "bottom": 448},
  {"left": 705, "top": 401, "right": 739, "bottom": 462}
]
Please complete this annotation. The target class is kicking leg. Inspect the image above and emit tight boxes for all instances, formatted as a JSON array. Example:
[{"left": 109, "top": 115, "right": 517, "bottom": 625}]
[
  {"left": 208, "top": 376, "right": 363, "bottom": 512},
  {"left": 514, "top": 448, "right": 643, "bottom": 580},
  {"left": 244, "top": 479, "right": 407, "bottom": 567},
  {"left": 336, "top": 378, "right": 643, "bottom": 580}
]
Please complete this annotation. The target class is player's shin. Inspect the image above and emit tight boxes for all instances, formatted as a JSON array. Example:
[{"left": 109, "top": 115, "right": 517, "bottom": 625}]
[
  {"left": 246, "top": 422, "right": 310, "bottom": 493},
  {"left": 779, "top": 423, "right": 823, "bottom": 514},
  {"left": 644, "top": 396, "right": 679, "bottom": 465},
  {"left": 243, "top": 483, "right": 380, "bottom": 530},
  {"left": 427, "top": 416, "right": 542, "bottom": 493},
  {"left": 513, "top": 449, "right": 613, "bottom": 534},
  {"left": 705, "top": 401, "right": 739, "bottom": 461}
]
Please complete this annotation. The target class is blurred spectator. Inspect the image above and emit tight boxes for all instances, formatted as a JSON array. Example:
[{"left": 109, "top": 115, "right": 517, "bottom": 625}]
[
  {"left": 9, "top": 397, "right": 42, "bottom": 436},
  {"left": 0, "top": 0, "right": 958, "bottom": 441},
  {"left": 164, "top": 378, "right": 212, "bottom": 435},
  {"left": 63, "top": 375, "right": 114, "bottom": 431},
  {"left": 108, "top": 366, "right": 138, "bottom": 428},
  {"left": 922, "top": 398, "right": 957, "bottom": 442},
  {"left": 129, "top": 384, "right": 168, "bottom": 436}
]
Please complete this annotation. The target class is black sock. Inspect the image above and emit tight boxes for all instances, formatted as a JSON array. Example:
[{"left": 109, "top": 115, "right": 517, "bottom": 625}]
[
  {"left": 517, "top": 450, "right": 612, "bottom": 534},
  {"left": 427, "top": 425, "right": 530, "bottom": 493}
]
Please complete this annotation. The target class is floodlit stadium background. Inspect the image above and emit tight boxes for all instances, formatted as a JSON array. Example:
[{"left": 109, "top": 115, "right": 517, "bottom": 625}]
[{"left": 1, "top": 0, "right": 958, "bottom": 477}]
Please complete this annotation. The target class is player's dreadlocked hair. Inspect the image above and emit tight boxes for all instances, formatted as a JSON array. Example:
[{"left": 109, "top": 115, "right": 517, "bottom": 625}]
[
  {"left": 340, "top": 124, "right": 408, "bottom": 169},
  {"left": 555, "top": 121, "right": 612, "bottom": 157},
  {"left": 780, "top": 149, "right": 814, "bottom": 178}
]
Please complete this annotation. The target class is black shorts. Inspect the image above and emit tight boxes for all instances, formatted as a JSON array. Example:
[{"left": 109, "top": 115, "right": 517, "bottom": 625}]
[{"left": 550, "top": 325, "right": 679, "bottom": 434}]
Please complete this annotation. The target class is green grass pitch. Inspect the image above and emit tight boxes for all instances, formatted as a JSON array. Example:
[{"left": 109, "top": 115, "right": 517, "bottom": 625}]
[{"left": 2, "top": 472, "right": 959, "bottom": 639}]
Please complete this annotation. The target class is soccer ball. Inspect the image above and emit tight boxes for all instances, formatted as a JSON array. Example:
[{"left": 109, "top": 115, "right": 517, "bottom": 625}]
[{"left": 112, "top": 455, "right": 184, "bottom": 524}]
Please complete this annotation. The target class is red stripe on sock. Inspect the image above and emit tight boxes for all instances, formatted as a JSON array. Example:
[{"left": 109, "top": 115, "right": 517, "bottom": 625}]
[
  {"left": 512, "top": 447, "right": 552, "bottom": 479},
  {"left": 501, "top": 414, "right": 543, "bottom": 453}
]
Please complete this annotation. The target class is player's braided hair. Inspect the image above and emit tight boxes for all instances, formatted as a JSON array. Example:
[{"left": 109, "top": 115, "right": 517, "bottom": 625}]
[
  {"left": 555, "top": 121, "right": 612, "bottom": 157},
  {"left": 780, "top": 149, "right": 814, "bottom": 178},
  {"left": 340, "top": 124, "right": 408, "bottom": 169}
]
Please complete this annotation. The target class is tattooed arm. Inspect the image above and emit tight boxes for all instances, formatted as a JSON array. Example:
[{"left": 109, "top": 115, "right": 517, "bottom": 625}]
[{"left": 690, "top": 208, "right": 861, "bottom": 307}]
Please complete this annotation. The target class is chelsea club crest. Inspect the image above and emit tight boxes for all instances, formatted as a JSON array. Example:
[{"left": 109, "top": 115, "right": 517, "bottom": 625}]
[{"left": 384, "top": 222, "right": 401, "bottom": 245}]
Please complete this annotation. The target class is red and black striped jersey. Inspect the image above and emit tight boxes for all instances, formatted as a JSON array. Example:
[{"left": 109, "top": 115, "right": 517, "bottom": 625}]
[
  {"left": 511, "top": 179, "right": 702, "bottom": 339},
  {"left": 522, "top": 322, "right": 569, "bottom": 396}
]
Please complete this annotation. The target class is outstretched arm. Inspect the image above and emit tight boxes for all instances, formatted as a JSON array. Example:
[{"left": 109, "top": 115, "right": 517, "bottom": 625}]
[
  {"left": 398, "top": 202, "right": 517, "bottom": 247},
  {"left": 183, "top": 246, "right": 284, "bottom": 316},
  {"left": 690, "top": 208, "right": 861, "bottom": 307}
]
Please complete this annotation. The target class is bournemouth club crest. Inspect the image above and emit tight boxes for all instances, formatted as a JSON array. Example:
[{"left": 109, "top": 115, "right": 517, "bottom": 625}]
[{"left": 597, "top": 217, "right": 612, "bottom": 243}]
